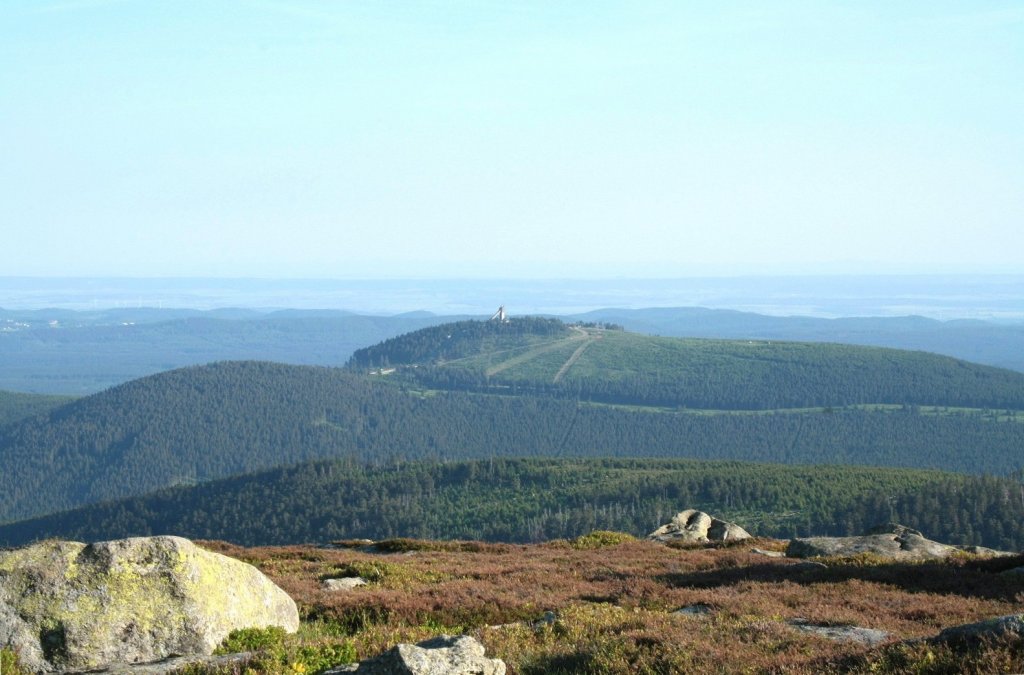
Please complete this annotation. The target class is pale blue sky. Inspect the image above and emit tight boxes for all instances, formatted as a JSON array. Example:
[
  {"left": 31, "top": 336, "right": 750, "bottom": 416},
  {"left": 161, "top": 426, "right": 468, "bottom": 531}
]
[{"left": 2, "top": 1, "right": 1022, "bottom": 278}]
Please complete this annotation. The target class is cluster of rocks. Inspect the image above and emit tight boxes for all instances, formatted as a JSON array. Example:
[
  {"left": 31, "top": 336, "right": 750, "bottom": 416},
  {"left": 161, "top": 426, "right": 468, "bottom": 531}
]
[
  {"left": 645, "top": 509, "right": 1016, "bottom": 562},
  {"left": 653, "top": 513, "right": 1024, "bottom": 651},
  {"left": 647, "top": 509, "right": 751, "bottom": 543}
]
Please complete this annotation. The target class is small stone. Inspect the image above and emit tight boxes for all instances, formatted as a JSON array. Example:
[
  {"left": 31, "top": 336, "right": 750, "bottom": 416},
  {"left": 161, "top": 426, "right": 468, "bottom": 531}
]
[
  {"left": 674, "top": 604, "right": 713, "bottom": 616},
  {"left": 326, "top": 634, "right": 505, "bottom": 674},
  {"left": 323, "top": 577, "right": 368, "bottom": 591},
  {"left": 750, "top": 548, "right": 786, "bottom": 558},
  {"left": 788, "top": 619, "right": 891, "bottom": 646}
]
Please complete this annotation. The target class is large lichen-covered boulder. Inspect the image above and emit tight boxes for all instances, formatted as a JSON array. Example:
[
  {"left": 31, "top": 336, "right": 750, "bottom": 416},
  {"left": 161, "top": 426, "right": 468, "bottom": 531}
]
[
  {"left": 327, "top": 635, "right": 505, "bottom": 674},
  {"left": 0, "top": 536, "right": 299, "bottom": 673},
  {"left": 648, "top": 509, "right": 751, "bottom": 544},
  {"left": 786, "top": 524, "right": 969, "bottom": 560}
]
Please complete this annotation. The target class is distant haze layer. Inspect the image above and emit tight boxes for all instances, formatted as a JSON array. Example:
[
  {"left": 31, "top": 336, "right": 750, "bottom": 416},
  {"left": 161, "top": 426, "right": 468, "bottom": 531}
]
[{"left": 1, "top": 275, "right": 1023, "bottom": 321}]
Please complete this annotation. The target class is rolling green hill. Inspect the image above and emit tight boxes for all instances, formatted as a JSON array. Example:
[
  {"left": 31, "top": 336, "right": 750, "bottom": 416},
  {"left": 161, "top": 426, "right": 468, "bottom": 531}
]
[
  {"left": 351, "top": 318, "right": 1024, "bottom": 410},
  {"left": 2, "top": 457, "right": 1021, "bottom": 551},
  {"left": 572, "top": 306, "right": 1024, "bottom": 373},
  {"left": 2, "top": 351, "right": 1024, "bottom": 524}
]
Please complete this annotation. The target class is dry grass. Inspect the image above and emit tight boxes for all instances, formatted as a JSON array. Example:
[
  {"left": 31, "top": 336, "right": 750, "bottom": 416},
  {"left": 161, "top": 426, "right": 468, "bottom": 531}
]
[{"left": 193, "top": 537, "right": 1024, "bottom": 674}]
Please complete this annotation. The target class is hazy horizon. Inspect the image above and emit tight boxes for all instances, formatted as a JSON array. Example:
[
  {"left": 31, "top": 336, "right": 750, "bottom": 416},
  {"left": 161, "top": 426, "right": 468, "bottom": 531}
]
[{"left": 2, "top": 274, "right": 1023, "bottom": 321}]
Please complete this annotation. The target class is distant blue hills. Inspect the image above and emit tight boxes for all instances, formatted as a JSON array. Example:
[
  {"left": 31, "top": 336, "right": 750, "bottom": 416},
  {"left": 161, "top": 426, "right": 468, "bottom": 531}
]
[{"left": 0, "top": 305, "right": 1022, "bottom": 394}]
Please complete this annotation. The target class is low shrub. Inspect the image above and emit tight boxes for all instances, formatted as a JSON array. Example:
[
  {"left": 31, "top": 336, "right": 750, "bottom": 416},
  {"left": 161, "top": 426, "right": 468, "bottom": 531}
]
[
  {"left": 323, "top": 560, "right": 448, "bottom": 588},
  {"left": 569, "top": 531, "right": 637, "bottom": 550},
  {"left": 215, "top": 626, "right": 288, "bottom": 655},
  {"left": 213, "top": 626, "right": 357, "bottom": 674}
]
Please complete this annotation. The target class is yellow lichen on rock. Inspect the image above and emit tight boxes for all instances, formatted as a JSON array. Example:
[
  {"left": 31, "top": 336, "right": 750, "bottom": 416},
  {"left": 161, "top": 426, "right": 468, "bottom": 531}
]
[{"left": 0, "top": 536, "right": 298, "bottom": 673}]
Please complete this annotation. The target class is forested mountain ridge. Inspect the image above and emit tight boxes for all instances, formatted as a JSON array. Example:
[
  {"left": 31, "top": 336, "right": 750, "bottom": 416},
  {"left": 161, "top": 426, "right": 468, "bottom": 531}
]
[
  {"left": 2, "top": 457, "right": 1022, "bottom": 551},
  {"left": 0, "top": 389, "right": 74, "bottom": 427},
  {"left": 2, "top": 356, "right": 1024, "bottom": 524},
  {"left": 347, "top": 316, "right": 571, "bottom": 368},
  {"left": 350, "top": 318, "right": 1024, "bottom": 410}
]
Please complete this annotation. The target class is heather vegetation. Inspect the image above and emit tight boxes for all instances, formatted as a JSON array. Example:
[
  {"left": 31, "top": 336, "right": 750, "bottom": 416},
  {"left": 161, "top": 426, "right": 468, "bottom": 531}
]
[
  {"left": 4, "top": 458, "right": 1023, "bottom": 551},
  {"left": 174, "top": 538, "right": 1024, "bottom": 674}
]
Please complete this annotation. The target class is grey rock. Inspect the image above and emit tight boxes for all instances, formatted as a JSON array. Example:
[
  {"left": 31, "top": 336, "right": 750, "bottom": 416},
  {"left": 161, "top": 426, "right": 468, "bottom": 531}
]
[
  {"left": 787, "top": 524, "right": 961, "bottom": 560},
  {"left": 323, "top": 577, "right": 368, "bottom": 591},
  {"left": 1001, "top": 566, "right": 1024, "bottom": 576},
  {"left": 788, "top": 619, "right": 891, "bottom": 646},
  {"left": 929, "top": 614, "right": 1024, "bottom": 645},
  {"left": 0, "top": 536, "right": 299, "bottom": 673},
  {"left": 531, "top": 611, "right": 558, "bottom": 629},
  {"left": 327, "top": 635, "right": 505, "bottom": 675},
  {"left": 750, "top": 548, "right": 786, "bottom": 558},
  {"left": 788, "top": 561, "right": 828, "bottom": 572},
  {"left": 648, "top": 509, "right": 752, "bottom": 543},
  {"left": 674, "top": 604, "right": 713, "bottom": 616}
]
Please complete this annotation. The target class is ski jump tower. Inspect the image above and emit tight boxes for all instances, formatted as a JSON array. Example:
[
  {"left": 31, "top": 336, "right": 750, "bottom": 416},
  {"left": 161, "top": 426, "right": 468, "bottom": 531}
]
[{"left": 490, "top": 305, "right": 508, "bottom": 322}]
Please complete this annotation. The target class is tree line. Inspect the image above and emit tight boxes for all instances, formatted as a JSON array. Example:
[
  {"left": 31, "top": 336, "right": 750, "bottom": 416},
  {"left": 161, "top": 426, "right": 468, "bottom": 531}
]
[{"left": 2, "top": 457, "right": 1021, "bottom": 551}]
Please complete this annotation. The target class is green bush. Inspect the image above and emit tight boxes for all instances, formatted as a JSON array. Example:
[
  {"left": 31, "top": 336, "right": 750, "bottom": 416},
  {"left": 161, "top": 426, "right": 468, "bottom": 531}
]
[
  {"left": 569, "top": 530, "right": 637, "bottom": 550},
  {"left": 293, "top": 643, "right": 357, "bottom": 673},
  {"left": 213, "top": 626, "right": 356, "bottom": 674},
  {"left": 214, "top": 626, "right": 287, "bottom": 655}
]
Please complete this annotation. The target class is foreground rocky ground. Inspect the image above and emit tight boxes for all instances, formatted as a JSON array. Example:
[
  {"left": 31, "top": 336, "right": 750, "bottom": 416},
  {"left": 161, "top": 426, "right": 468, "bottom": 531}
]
[
  {"left": 192, "top": 533, "right": 1024, "bottom": 674},
  {"left": 3, "top": 531, "right": 1023, "bottom": 673}
]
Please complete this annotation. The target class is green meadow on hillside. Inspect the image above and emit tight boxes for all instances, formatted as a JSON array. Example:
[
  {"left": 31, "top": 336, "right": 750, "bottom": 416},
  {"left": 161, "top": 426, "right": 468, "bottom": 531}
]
[{"left": 353, "top": 318, "right": 1024, "bottom": 410}]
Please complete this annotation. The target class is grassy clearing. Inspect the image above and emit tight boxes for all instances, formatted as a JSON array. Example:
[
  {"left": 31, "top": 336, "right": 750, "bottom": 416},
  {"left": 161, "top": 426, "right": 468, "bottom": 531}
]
[
  {"left": 187, "top": 537, "right": 1024, "bottom": 674},
  {"left": 482, "top": 336, "right": 586, "bottom": 378},
  {"left": 400, "top": 385, "right": 1024, "bottom": 422}
]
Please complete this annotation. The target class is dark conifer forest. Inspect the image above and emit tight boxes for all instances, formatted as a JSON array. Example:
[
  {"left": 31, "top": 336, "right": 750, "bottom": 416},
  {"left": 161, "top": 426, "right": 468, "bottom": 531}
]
[
  {"left": 2, "top": 458, "right": 1022, "bottom": 551},
  {"left": 1, "top": 319, "right": 1022, "bottom": 547}
]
